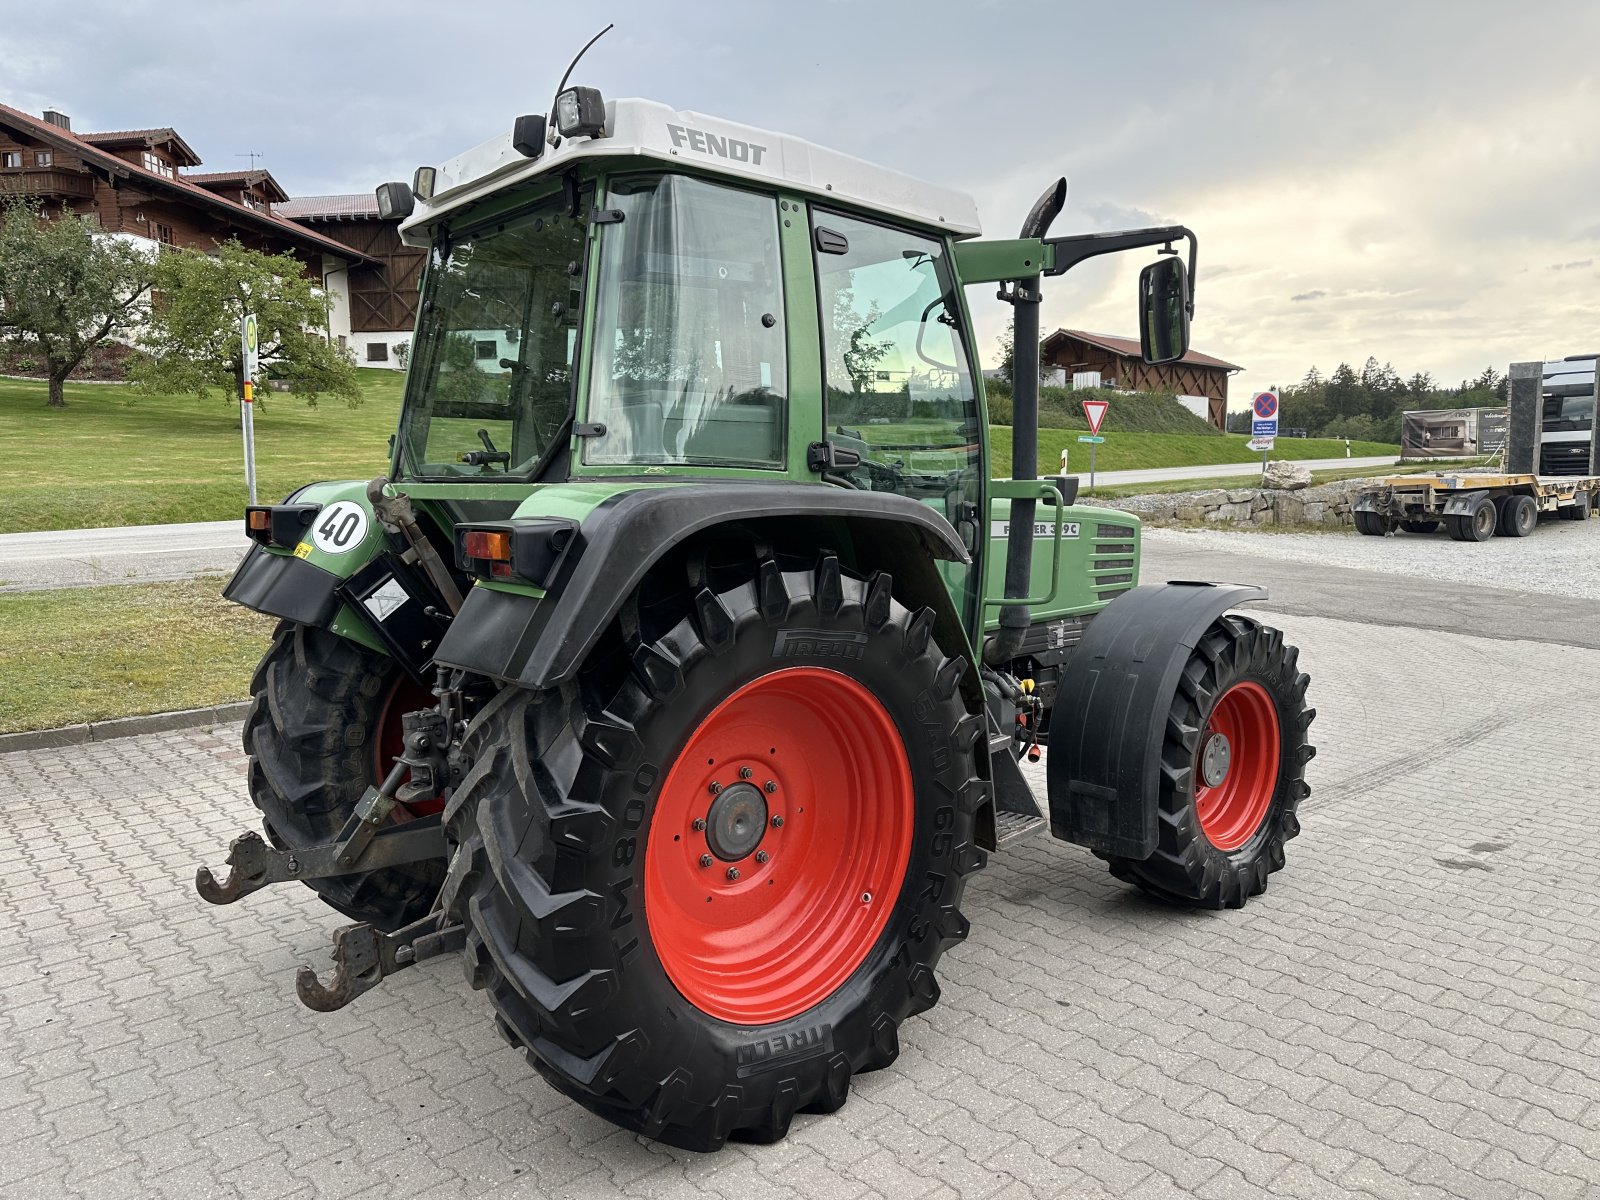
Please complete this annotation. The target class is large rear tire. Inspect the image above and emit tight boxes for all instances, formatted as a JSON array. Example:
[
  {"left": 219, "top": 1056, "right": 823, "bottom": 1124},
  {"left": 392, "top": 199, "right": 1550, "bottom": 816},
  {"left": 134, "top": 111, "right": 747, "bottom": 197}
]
[
  {"left": 1353, "top": 510, "right": 1387, "bottom": 536},
  {"left": 443, "top": 555, "right": 985, "bottom": 1149},
  {"left": 1104, "top": 615, "right": 1314, "bottom": 909},
  {"left": 1447, "top": 493, "right": 1496, "bottom": 542},
  {"left": 244, "top": 621, "right": 445, "bottom": 932}
]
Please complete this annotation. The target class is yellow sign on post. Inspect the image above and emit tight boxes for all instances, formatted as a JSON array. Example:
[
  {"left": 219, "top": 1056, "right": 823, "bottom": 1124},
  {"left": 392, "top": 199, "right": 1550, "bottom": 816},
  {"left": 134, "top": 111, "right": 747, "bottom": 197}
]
[{"left": 240, "top": 313, "right": 260, "bottom": 503}]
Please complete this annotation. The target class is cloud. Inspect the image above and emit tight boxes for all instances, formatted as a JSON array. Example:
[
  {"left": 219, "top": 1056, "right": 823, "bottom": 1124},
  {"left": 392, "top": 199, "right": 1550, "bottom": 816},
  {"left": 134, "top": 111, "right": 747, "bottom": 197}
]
[{"left": 1291, "top": 290, "right": 1328, "bottom": 303}]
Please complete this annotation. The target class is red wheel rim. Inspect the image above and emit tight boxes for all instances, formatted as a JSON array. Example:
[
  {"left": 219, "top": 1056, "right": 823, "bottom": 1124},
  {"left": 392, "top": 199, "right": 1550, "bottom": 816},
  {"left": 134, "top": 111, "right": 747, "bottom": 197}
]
[
  {"left": 643, "top": 667, "right": 915, "bottom": 1026},
  {"left": 1194, "top": 681, "right": 1280, "bottom": 851},
  {"left": 374, "top": 675, "right": 444, "bottom": 818}
]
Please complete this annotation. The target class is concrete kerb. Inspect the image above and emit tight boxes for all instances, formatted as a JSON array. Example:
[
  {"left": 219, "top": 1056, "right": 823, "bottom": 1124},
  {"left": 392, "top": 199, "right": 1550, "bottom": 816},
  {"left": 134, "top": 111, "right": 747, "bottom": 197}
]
[{"left": 0, "top": 701, "right": 250, "bottom": 755}]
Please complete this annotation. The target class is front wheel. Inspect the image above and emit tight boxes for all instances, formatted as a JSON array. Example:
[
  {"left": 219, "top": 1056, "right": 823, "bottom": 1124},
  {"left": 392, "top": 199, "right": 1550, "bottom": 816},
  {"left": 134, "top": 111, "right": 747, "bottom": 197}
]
[
  {"left": 443, "top": 555, "right": 986, "bottom": 1149},
  {"left": 1104, "top": 615, "right": 1314, "bottom": 909}
]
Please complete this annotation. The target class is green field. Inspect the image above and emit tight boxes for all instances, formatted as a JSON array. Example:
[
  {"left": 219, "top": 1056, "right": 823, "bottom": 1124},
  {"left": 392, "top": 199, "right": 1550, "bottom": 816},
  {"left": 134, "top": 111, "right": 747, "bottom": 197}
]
[
  {"left": 989, "top": 426, "right": 1400, "bottom": 478},
  {"left": 0, "top": 577, "right": 274, "bottom": 734},
  {"left": 0, "top": 372, "right": 1398, "bottom": 533},
  {"left": 0, "top": 371, "right": 400, "bottom": 534}
]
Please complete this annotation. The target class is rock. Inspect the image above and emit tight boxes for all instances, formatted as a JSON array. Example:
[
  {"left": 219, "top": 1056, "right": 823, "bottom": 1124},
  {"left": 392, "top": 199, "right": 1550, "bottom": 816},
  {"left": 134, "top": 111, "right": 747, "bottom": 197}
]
[
  {"left": 1302, "top": 501, "right": 1327, "bottom": 523},
  {"left": 1272, "top": 494, "right": 1306, "bottom": 525},
  {"left": 1226, "top": 489, "right": 1257, "bottom": 504},
  {"left": 1262, "top": 460, "right": 1313, "bottom": 490},
  {"left": 1174, "top": 505, "right": 1205, "bottom": 522}
]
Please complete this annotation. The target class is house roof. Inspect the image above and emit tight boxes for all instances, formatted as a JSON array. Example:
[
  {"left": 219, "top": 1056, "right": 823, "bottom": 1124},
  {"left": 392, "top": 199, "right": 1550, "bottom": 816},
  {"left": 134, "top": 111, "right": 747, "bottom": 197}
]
[
  {"left": 80, "top": 127, "right": 202, "bottom": 167},
  {"left": 185, "top": 169, "right": 289, "bottom": 204},
  {"left": 0, "top": 104, "right": 371, "bottom": 265},
  {"left": 275, "top": 193, "right": 382, "bottom": 221},
  {"left": 1043, "top": 328, "right": 1244, "bottom": 373}
]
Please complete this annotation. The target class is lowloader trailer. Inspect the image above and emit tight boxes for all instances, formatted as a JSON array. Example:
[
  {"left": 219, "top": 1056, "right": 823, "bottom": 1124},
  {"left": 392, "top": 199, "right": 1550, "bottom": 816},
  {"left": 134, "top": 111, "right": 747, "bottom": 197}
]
[
  {"left": 1355, "top": 470, "right": 1599, "bottom": 540},
  {"left": 193, "top": 74, "right": 1316, "bottom": 1150},
  {"left": 1356, "top": 355, "right": 1600, "bottom": 540}
]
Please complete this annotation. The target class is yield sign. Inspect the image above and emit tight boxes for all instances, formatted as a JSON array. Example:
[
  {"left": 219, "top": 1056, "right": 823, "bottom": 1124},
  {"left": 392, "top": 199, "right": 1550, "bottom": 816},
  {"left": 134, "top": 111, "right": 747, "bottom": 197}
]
[{"left": 1082, "top": 398, "right": 1109, "bottom": 435}]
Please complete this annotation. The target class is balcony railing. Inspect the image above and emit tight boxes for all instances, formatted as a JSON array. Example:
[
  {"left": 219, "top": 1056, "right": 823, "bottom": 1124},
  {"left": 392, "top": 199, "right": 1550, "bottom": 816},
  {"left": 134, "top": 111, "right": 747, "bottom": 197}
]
[{"left": 0, "top": 168, "right": 96, "bottom": 200}]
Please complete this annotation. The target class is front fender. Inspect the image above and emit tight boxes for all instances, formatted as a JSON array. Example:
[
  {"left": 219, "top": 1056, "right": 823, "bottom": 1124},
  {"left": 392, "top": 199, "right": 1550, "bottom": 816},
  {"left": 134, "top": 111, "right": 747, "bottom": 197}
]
[
  {"left": 1046, "top": 581, "right": 1267, "bottom": 859},
  {"left": 433, "top": 481, "right": 972, "bottom": 693}
]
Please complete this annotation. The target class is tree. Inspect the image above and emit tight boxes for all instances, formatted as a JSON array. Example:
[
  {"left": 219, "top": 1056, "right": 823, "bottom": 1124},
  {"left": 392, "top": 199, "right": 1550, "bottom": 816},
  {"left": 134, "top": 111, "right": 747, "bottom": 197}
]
[
  {"left": 131, "top": 240, "right": 359, "bottom": 407},
  {"left": 995, "top": 313, "right": 1050, "bottom": 385},
  {"left": 0, "top": 199, "right": 154, "bottom": 408}
]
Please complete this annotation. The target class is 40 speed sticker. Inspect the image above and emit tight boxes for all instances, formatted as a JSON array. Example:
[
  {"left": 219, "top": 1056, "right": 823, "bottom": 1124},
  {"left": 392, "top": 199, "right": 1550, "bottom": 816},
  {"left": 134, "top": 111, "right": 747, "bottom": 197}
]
[{"left": 309, "top": 501, "right": 370, "bottom": 554}]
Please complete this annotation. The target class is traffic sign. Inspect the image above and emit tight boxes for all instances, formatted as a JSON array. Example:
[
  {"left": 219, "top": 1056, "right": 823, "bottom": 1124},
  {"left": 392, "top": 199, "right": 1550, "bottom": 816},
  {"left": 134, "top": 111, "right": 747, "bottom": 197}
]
[
  {"left": 1082, "top": 398, "right": 1109, "bottom": 434},
  {"left": 1251, "top": 389, "right": 1279, "bottom": 439},
  {"left": 1247, "top": 437, "right": 1276, "bottom": 452},
  {"left": 240, "top": 313, "right": 260, "bottom": 384},
  {"left": 1077, "top": 435, "right": 1105, "bottom": 444}
]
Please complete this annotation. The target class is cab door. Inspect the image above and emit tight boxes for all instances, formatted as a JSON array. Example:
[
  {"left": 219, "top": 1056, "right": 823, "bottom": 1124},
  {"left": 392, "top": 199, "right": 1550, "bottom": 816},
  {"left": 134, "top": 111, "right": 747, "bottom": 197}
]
[{"left": 809, "top": 209, "right": 986, "bottom": 629}]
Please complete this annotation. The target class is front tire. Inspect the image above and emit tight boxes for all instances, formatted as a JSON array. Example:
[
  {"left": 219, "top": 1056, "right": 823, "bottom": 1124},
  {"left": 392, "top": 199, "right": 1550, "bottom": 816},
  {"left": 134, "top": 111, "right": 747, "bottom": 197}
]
[
  {"left": 1104, "top": 615, "right": 1314, "bottom": 909},
  {"left": 244, "top": 621, "right": 445, "bottom": 931},
  {"left": 443, "top": 555, "right": 986, "bottom": 1149}
]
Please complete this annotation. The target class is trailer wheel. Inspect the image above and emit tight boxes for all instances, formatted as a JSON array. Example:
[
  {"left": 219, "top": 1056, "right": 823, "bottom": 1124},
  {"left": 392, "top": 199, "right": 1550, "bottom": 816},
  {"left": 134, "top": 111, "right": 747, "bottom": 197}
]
[
  {"left": 1498, "top": 494, "right": 1537, "bottom": 537},
  {"left": 244, "top": 621, "right": 446, "bottom": 931},
  {"left": 443, "top": 555, "right": 984, "bottom": 1149},
  {"left": 1447, "top": 494, "right": 1496, "bottom": 542},
  {"left": 1105, "top": 615, "right": 1313, "bottom": 910},
  {"left": 1400, "top": 520, "right": 1440, "bottom": 534},
  {"left": 1353, "top": 511, "right": 1387, "bottom": 536},
  {"left": 1560, "top": 495, "right": 1591, "bottom": 521}
]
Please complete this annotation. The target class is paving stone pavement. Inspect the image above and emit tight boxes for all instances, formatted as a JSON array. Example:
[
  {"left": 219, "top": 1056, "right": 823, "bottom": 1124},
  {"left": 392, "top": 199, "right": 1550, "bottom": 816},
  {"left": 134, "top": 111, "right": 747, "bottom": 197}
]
[{"left": 2, "top": 609, "right": 1598, "bottom": 1199}]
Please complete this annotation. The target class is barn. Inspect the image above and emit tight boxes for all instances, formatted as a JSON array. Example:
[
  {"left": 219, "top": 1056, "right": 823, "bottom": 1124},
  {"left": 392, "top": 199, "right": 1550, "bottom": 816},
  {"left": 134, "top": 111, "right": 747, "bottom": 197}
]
[{"left": 1040, "top": 328, "right": 1243, "bottom": 429}]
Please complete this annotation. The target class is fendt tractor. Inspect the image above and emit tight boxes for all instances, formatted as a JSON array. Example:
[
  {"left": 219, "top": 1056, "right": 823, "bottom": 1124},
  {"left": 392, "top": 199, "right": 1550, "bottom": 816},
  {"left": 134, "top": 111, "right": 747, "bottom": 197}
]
[{"left": 196, "top": 75, "right": 1315, "bottom": 1150}]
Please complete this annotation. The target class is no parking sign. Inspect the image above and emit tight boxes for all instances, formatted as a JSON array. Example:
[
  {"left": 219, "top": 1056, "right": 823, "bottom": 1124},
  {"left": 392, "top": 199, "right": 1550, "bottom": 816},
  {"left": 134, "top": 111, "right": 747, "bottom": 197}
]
[{"left": 1252, "top": 389, "right": 1279, "bottom": 438}]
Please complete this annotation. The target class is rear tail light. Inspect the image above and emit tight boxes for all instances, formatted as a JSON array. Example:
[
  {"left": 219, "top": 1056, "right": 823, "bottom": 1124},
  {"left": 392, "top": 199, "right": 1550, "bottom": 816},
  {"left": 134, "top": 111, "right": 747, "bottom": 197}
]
[
  {"left": 245, "top": 503, "right": 322, "bottom": 549},
  {"left": 455, "top": 519, "right": 580, "bottom": 589}
]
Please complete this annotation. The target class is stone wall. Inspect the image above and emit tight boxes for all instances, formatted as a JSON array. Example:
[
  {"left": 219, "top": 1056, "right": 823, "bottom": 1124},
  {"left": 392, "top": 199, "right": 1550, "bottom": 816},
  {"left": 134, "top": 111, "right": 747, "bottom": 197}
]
[{"left": 1091, "top": 478, "right": 1373, "bottom": 529}]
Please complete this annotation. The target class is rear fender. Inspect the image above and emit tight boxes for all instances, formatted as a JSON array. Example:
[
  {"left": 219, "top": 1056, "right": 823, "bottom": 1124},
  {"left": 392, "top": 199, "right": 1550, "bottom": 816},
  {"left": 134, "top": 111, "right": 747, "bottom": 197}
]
[
  {"left": 1046, "top": 581, "right": 1267, "bottom": 859},
  {"left": 223, "top": 480, "right": 394, "bottom": 656},
  {"left": 433, "top": 482, "right": 980, "bottom": 709}
]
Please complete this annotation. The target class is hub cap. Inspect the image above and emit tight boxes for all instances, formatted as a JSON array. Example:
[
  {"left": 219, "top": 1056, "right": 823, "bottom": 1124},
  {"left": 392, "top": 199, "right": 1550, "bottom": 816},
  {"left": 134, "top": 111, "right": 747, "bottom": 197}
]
[
  {"left": 643, "top": 667, "right": 915, "bottom": 1025},
  {"left": 705, "top": 783, "right": 768, "bottom": 861},
  {"left": 1194, "top": 681, "right": 1280, "bottom": 851}
]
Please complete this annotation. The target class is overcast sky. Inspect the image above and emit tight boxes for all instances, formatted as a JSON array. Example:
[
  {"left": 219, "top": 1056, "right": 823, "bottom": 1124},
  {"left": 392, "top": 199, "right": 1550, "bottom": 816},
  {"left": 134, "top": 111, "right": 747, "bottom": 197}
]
[{"left": 4, "top": 0, "right": 1598, "bottom": 405}]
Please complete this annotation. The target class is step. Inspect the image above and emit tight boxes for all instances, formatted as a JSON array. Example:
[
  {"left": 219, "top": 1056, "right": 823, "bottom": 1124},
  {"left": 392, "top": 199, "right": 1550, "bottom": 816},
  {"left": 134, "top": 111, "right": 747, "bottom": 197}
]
[{"left": 995, "top": 810, "right": 1047, "bottom": 846}]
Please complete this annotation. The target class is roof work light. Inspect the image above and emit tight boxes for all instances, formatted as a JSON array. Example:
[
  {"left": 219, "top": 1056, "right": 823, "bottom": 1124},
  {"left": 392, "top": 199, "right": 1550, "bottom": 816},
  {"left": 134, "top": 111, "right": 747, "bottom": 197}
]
[{"left": 554, "top": 87, "right": 605, "bottom": 139}]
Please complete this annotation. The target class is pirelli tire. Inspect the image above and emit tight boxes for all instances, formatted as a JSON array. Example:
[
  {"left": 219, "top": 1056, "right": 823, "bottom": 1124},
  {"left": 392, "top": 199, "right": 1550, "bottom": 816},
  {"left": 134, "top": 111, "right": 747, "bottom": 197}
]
[
  {"left": 244, "top": 621, "right": 445, "bottom": 932},
  {"left": 1105, "top": 615, "right": 1315, "bottom": 909},
  {"left": 441, "top": 554, "right": 986, "bottom": 1150}
]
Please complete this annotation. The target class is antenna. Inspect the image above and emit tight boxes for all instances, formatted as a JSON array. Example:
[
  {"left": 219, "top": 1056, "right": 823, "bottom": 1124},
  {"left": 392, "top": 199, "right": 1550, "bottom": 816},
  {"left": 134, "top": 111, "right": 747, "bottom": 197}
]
[
  {"left": 548, "top": 23, "right": 615, "bottom": 146},
  {"left": 235, "top": 151, "right": 264, "bottom": 171}
]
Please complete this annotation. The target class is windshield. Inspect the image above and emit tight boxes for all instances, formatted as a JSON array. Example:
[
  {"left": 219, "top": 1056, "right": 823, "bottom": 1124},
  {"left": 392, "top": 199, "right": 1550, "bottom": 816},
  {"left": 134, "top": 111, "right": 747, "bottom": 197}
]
[
  {"left": 1543, "top": 394, "right": 1594, "bottom": 430},
  {"left": 584, "top": 173, "right": 788, "bottom": 468},
  {"left": 399, "top": 192, "right": 586, "bottom": 478}
]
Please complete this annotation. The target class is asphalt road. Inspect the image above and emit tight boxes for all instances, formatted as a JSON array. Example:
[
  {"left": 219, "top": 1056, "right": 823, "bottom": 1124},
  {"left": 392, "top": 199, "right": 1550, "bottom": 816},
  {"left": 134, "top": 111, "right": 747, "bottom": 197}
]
[
  {"left": 3, "top": 537, "right": 1596, "bottom": 1198},
  {"left": 0, "top": 457, "right": 1398, "bottom": 594}
]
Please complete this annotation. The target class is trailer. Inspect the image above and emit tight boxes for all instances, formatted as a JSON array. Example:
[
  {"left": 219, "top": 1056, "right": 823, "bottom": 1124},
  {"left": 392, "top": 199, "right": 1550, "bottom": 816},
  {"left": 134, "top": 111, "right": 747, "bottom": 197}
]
[{"left": 1354, "top": 470, "right": 1599, "bottom": 540}]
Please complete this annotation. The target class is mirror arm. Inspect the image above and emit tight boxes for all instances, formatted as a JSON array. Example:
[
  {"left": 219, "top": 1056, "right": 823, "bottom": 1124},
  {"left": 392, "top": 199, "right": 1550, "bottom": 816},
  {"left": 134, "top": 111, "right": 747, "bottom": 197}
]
[{"left": 1043, "top": 226, "right": 1198, "bottom": 311}]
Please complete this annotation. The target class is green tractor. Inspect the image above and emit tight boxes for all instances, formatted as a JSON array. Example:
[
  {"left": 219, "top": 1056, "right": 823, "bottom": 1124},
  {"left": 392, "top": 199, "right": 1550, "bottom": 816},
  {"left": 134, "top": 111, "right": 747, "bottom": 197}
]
[{"left": 197, "top": 83, "right": 1314, "bottom": 1150}]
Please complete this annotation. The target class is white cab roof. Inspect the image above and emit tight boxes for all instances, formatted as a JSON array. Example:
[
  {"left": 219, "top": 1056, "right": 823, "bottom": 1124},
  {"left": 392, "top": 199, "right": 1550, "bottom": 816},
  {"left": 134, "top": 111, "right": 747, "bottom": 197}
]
[{"left": 399, "top": 97, "right": 982, "bottom": 244}]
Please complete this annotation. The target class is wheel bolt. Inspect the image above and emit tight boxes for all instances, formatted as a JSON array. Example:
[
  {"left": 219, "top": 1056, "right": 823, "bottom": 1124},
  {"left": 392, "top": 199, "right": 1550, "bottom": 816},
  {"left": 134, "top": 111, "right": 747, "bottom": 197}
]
[
  {"left": 771, "top": 815, "right": 784, "bottom": 828},
  {"left": 726, "top": 867, "right": 740, "bottom": 881},
  {"left": 692, "top": 818, "right": 707, "bottom": 831},
  {"left": 739, "top": 766, "right": 753, "bottom": 780},
  {"left": 763, "top": 780, "right": 777, "bottom": 794},
  {"left": 755, "top": 851, "right": 769, "bottom": 864},
  {"left": 708, "top": 781, "right": 722, "bottom": 795},
  {"left": 861, "top": 892, "right": 872, "bottom": 904},
  {"left": 699, "top": 854, "right": 713, "bottom": 868}
]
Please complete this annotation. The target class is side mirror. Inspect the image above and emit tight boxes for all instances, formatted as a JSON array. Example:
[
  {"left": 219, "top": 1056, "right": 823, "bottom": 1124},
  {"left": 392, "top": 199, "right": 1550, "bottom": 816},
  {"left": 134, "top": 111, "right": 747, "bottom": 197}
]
[{"left": 1138, "top": 256, "right": 1190, "bottom": 365}]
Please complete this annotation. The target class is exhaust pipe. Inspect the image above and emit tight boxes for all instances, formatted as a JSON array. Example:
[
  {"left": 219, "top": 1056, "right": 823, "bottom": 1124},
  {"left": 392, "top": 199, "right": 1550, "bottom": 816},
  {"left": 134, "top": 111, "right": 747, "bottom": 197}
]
[{"left": 986, "top": 178, "right": 1066, "bottom": 667}]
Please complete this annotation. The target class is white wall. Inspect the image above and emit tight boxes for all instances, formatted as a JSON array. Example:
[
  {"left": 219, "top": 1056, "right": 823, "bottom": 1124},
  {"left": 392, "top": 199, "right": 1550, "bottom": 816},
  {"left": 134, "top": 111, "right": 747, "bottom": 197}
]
[
  {"left": 318, "top": 255, "right": 410, "bottom": 368},
  {"left": 1176, "top": 395, "right": 1211, "bottom": 421}
]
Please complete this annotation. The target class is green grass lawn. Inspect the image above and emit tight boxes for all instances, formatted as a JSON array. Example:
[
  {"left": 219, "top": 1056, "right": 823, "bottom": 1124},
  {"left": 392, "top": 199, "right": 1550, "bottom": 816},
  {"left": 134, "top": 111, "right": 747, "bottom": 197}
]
[
  {"left": 0, "top": 577, "right": 274, "bottom": 734},
  {"left": 988, "top": 427, "right": 1400, "bottom": 478},
  {"left": 0, "top": 370, "right": 401, "bottom": 534},
  {"left": 0, "top": 370, "right": 1399, "bottom": 534}
]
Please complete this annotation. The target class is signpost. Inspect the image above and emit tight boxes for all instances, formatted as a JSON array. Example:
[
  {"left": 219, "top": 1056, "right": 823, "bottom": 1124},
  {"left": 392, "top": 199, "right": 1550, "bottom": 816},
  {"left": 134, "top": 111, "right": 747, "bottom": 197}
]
[
  {"left": 1080, "top": 398, "right": 1109, "bottom": 487},
  {"left": 240, "top": 313, "right": 259, "bottom": 504},
  {"left": 1251, "top": 388, "right": 1279, "bottom": 482}
]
